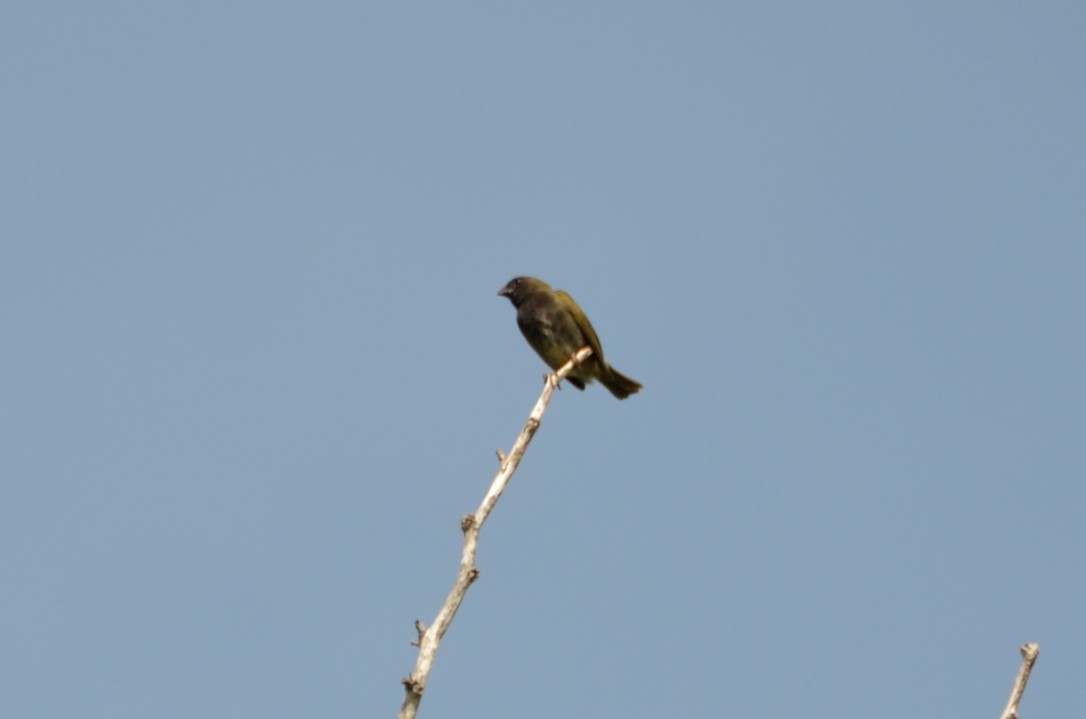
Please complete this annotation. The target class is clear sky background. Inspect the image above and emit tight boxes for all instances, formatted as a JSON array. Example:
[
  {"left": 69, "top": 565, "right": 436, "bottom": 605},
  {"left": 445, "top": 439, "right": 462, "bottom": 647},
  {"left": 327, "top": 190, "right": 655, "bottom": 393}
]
[{"left": 2, "top": 3, "right": 1083, "bottom": 718}]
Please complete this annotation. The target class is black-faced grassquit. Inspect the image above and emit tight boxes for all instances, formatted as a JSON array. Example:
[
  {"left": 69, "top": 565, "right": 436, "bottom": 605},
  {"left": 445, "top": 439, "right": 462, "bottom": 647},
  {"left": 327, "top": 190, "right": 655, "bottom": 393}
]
[{"left": 498, "top": 276, "right": 642, "bottom": 400}]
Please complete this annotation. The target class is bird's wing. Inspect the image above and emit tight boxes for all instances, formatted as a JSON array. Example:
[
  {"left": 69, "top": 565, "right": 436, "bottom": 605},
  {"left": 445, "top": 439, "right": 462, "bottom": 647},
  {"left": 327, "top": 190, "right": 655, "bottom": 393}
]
[{"left": 556, "top": 289, "right": 605, "bottom": 363}]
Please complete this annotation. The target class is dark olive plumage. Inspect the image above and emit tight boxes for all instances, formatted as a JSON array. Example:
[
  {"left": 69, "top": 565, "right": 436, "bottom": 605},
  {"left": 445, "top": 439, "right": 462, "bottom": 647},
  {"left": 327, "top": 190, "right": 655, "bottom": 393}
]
[{"left": 498, "top": 276, "right": 642, "bottom": 399}]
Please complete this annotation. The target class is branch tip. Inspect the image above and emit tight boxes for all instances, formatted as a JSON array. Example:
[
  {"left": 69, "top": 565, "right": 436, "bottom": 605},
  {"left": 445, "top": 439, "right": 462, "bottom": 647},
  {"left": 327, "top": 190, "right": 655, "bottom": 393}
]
[{"left": 999, "top": 641, "right": 1040, "bottom": 719}]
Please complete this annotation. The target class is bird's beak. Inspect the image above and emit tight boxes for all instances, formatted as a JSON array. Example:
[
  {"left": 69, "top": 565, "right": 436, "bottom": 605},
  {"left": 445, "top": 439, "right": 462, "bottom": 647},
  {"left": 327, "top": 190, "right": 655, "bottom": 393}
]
[{"left": 497, "top": 286, "right": 511, "bottom": 297}]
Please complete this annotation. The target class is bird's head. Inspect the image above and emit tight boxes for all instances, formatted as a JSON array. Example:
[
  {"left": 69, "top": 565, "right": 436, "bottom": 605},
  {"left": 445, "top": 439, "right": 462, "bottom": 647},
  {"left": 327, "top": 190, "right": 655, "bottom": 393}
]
[{"left": 497, "top": 276, "right": 552, "bottom": 307}]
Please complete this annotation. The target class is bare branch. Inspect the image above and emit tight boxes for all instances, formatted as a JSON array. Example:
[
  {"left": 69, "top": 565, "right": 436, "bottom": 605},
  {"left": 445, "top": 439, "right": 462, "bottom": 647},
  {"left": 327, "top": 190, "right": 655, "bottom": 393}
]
[
  {"left": 999, "top": 642, "right": 1040, "bottom": 719},
  {"left": 397, "top": 347, "right": 594, "bottom": 719}
]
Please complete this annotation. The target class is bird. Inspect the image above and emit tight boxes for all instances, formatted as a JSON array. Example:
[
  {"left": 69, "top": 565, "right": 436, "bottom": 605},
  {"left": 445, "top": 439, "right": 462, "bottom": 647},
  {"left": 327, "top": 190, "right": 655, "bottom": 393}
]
[{"left": 498, "top": 276, "right": 642, "bottom": 399}]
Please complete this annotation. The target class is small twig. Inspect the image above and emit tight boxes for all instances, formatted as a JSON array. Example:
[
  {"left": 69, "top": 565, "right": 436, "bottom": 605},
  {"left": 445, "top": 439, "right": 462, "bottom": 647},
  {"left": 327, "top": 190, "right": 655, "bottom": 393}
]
[
  {"left": 409, "top": 621, "right": 427, "bottom": 647},
  {"left": 397, "top": 347, "right": 593, "bottom": 719},
  {"left": 999, "top": 642, "right": 1040, "bottom": 719}
]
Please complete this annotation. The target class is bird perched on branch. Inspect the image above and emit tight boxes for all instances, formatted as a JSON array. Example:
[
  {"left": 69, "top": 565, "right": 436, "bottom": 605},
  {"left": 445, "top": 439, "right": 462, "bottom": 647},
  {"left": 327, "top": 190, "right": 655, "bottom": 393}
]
[{"left": 498, "top": 276, "right": 642, "bottom": 400}]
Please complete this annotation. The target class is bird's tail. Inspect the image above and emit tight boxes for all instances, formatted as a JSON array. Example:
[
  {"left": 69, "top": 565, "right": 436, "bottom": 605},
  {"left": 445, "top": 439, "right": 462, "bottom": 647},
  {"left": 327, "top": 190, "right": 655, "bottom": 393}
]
[{"left": 601, "top": 367, "right": 643, "bottom": 400}]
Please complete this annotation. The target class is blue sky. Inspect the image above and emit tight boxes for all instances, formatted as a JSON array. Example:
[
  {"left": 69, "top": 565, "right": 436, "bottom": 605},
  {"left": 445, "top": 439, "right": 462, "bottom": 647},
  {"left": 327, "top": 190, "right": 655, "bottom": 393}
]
[{"left": 2, "top": 3, "right": 1083, "bottom": 717}]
